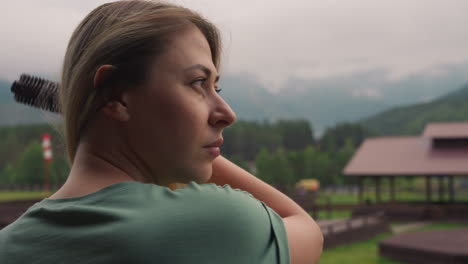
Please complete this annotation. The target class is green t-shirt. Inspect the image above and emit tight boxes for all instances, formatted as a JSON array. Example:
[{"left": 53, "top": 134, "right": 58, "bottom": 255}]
[{"left": 0, "top": 181, "right": 290, "bottom": 263}]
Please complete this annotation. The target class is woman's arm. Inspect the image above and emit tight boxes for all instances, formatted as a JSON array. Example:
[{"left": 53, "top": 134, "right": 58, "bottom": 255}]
[{"left": 206, "top": 155, "right": 323, "bottom": 264}]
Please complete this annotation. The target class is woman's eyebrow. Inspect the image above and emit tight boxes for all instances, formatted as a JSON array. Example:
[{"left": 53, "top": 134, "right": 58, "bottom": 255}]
[{"left": 184, "top": 64, "right": 220, "bottom": 82}]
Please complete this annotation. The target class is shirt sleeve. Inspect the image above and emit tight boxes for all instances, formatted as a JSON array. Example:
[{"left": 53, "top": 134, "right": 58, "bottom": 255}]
[
  {"left": 166, "top": 181, "right": 291, "bottom": 264},
  {"left": 258, "top": 200, "right": 291, "bottom": 264}
]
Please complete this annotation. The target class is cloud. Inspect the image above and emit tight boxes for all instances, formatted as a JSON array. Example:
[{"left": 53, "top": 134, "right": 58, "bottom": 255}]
[
  {"left": 0, "top": 0, "right": 112, "bottom": 81},
  {"left": 351, "top": 87, "right": 383, "bottom": 100},
  {"left": 1, "top": 0, "right": 468, "bottom": 92},
  {"left": 188, "top": 0, "right": 468, "bottom": 89}
]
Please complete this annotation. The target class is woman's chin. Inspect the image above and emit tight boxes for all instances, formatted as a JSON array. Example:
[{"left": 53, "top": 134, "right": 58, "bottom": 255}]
[
  {"left": 189, "top": 172, "right": 212, "bottom": 184},
  {"left": 176, "top": 164, "right": 212, "bottom": 185}
]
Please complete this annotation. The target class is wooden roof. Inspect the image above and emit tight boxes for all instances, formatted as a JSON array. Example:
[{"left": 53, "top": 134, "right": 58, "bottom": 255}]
[{"left": 344, "top": 136, "right": 468, "bottom": 176}]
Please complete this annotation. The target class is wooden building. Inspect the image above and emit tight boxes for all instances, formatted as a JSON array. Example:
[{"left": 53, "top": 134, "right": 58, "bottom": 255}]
[{"left": 344, "top": 122, "right": 468, "bottom": 219}]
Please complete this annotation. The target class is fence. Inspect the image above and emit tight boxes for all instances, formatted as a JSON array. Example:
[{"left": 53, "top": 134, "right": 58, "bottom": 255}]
[
  {"left": 0, "top": 199, "right": 42, "bottom": 229},
  {"left": 288, "top": 191, "right": 356, "bottom": 220},
  {"left": 288, "top": 188, "right": 391, "bottom": 249},
  {"left": 0, "top": 184, "right": 62, "bottom": 191},
  {"left": 320, "top": 211, "right": 391, "bottom": 249}
]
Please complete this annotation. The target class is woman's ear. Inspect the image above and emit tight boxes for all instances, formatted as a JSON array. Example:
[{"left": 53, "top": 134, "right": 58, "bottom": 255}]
[
  {"left": 101, "top": 100, "right": 130, "bottom": 122},
  {"left": 94, "top": 65, "right": 131, "bottom": 122},
  {"left": 94, "top": 64, "right": 115, "bottom": 90}
]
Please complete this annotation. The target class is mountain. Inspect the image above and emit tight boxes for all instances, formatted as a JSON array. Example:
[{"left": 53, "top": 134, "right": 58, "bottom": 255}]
[
  {"left": 220, "top": 75, "right": 395, "bottom": 135},
  {"left": 275, "top": 64, "right": 468, "bottom": 135},
  {"left": 0, "top": 79, "right": 12, "bottom": 104},
  {"left": 277, "top": 76, "right": 391, "bottom": 134},
  {"left": 360, "top": 83, "right": 468, "bottom": 135},
  {"left": 219, "top": 75, "right": 290, "bottom": 121},
  {"left": 1, "top": 62, "right": 468, "bottom": 134}
]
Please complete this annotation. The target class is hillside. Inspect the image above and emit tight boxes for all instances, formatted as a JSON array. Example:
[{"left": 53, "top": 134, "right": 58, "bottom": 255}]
[
  {"left": 1, "top": 68, "right": 468, "bottom": 133},
  {"left": 360, "top": 83, "right": 468, "bottom": 135},
  {"left": 0, "top": 79, "right": 12, "bottom": 104}
]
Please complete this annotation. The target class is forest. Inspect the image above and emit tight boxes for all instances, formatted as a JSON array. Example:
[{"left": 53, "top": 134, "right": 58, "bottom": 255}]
[{"left": 0, "top": 120, "right": 374, "bottom": 191}]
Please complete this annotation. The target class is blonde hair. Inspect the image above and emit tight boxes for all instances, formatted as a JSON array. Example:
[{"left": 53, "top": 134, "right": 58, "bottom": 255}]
[{"left": 60, "top": 0, "right": 222, "bottom": 165}]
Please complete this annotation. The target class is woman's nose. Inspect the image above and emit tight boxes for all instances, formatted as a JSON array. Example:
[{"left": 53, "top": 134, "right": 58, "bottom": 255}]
[{"left": 208, "top": 95, "right": 237, "bottom": 129}]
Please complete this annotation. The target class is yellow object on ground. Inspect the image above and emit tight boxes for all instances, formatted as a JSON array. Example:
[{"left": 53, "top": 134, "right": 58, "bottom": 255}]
[{"left": 296, "top": 179, "right": 319, "bottom": 191}]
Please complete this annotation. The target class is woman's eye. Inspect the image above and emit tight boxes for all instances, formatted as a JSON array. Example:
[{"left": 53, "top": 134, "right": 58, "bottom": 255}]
[
  {"left": 191, "top": 78, "right": 205, "bottom": 88},
  {"left": 190, "top": 78, "right": 221, "bottom": 94}
]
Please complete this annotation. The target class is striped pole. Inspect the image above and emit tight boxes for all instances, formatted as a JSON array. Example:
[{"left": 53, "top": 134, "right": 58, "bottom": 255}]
[{"left": 42, "top": 133, "right": 53, "bottom": 192}]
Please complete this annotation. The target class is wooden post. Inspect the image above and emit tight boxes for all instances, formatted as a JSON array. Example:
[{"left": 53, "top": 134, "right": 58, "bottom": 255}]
[
  {"left": 426, "top": 176, "right": 432, "bottom": 203},
  {"left": 42, "top": 133, "right": 53, "bottom": 192},
  {"left": 438, "top": 176, "right": 444, "bottom": 202},
  {"left": 358, "top": 177, "right": 364, "bottom": 204},
  {"left": 312, "top": 205, "right": 318, "bottom": 220},
  {"left": 389, "top": 176, "right": 395, "bottom": 202},
  {"left": 375, "top": 177, "right": 381, "bottom": 204},
  {"left": 327, "top": 197, "right": 332, "bottom": 219},
  {"left": 448, "top": 175, "right": 455, "bottom": 203},
  {"left": 44, "top": 162, "right": 50, "bottom": 192}
]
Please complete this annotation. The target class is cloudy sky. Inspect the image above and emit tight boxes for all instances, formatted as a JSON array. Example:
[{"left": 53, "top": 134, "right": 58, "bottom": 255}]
[{"left": 1, "top": 0, "right": 468, "bottom": 92}]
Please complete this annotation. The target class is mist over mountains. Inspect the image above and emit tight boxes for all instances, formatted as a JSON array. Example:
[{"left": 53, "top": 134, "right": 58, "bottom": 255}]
[
  {"left": 361, "top": 82, "right": 468, "bottom": 136},
  {"left": 220, "top": 62, "right": 468, "bottom": 135},
  {"left": 1, "top": 61, "right": 468, "bottom": 135}
]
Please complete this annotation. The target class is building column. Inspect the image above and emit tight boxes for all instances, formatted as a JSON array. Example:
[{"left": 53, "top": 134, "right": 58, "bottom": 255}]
[
  {"left": 358, "top": 177, "right": 364, "bottom": 204},
  {"left": 426, "top": 176, "right": 432, "bottom": 203},
  {"left": 375, "top": 177, "right": 381, "bottom": 203},
  {"left": 448, "top": 175, "right": 455, "bottom": 203},
  {"left": 438, "top": 175, "right": 445, "bottom": 202},
  {"left": 389, "top": 176, "right": 395, "bottom": 202}
]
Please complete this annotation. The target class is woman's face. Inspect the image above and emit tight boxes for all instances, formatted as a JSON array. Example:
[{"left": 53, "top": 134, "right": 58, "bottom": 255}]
[{"left": 122, "top": 25, "right": 236, "bottom": 186}]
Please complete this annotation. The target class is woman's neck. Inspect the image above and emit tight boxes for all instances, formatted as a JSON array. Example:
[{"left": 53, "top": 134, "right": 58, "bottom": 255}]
[{"left": 48, "top": 140, "right": 152, "bottom": 199}]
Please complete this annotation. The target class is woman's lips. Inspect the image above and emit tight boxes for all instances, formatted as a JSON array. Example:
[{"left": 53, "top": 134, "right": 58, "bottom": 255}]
[
  {"left": 204, "top": 138, "right": 223, "bottom": 148},
  {"left": 205, "top": 146, "right": 220, "bottom": 157},
  {"left": 204, "top": 138, "right": 223, "bottom": 157}
]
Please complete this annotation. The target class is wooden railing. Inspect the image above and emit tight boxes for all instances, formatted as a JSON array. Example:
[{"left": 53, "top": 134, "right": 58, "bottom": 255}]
[
  {"left": 0, "top": 184, "right": 61, "bottom": 191},
  {"left": 319, "top": 211, "right": 391, "bottom": 249}
]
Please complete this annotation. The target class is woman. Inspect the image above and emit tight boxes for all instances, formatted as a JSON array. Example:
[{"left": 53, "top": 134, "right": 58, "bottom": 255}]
[{"left": 0, "top": 1, "right": 323, "bottom": 263}]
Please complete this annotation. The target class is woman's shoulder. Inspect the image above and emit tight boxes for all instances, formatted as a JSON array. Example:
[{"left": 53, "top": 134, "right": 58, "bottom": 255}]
[
  {"left": 171, "top": 181, "right": 269, "bottom": 218},
  {"left": 137, "top": 182, "right": 289, "bottom": 263},
  {"left": 135, "top": 181, "right": 275, "bottom": 235},
  {"left": 177, "top": 181, "right": 257, "bottom": 201},
  {"left": 144, "top": 181, "right": 266, "bottom": 216}
]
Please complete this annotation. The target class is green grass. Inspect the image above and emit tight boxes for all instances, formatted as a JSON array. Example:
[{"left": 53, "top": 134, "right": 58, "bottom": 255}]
[
  {"left": 315, "top": 193, "right": 359, "bottom": 204},
  {"left": 319, "top": 222, "right": 468, "bottom": 264},
  {"left": 316, "top": 191, "right": 429, "bottom": 204},
  {"left": 314, "top": 210, "right": 352, "bottom": 220},
  {"left": 319, "top": 233, "right": 399, "bottom": 264},
  {"left": 0, "top": 191, "right": 51, "bottom": 202},
  {"left": 315, "top": 190, "right": 468, "bottom": 205}
]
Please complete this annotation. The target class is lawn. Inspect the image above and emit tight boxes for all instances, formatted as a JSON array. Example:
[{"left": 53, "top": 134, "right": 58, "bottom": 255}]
[
  {"left": 0, "top": 191, "right": 51, "bottom": 202},
  {"left": 319, "top": 222, "right": 468, "bottom": 264},
  {"left": 315, "top": 190, "right": 468, "bottom": 205},
  {"left": 319, "top": 233, "right": 399, "bottom": 264},
  {"left": 315, "top": 210, "right": 352, "bottom": 220}
]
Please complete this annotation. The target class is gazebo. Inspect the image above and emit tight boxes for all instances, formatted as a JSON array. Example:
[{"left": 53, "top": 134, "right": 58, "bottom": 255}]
[{"left": 343, "top": 122, "right": 468, "bottom": 218}]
